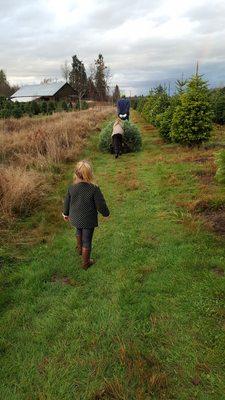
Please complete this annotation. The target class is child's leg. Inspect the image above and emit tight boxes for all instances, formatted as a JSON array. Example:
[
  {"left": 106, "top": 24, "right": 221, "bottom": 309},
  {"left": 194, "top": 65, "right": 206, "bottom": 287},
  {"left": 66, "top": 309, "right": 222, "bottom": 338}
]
[
  {"left": 113, "top": 134, "right": 119, "bottom": 158},
  {"left": 118, "top": 134, "right": 122, "bottom": 155},
  {"left": 81, "top": 228, "right": 95, "bottom": 270},
  {"left": 82, "top": 228, "right": 94, "bottom": 251},
  {"left": 76, "top": 228, "right": 82, "bottom": 255}
]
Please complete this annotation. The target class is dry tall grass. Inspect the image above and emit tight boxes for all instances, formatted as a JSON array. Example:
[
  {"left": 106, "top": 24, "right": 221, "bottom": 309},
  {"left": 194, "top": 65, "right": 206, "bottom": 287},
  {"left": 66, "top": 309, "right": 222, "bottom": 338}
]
[{"left": 0, "top": 107, "right": 114, "bottom": 221}]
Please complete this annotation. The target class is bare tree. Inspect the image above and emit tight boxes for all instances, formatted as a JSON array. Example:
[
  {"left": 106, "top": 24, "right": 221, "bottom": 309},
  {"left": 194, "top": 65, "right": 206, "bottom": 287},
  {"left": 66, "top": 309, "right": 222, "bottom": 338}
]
[
  {"left": 41, "top": 77, "right": 58, "bottom": 84},
  {"left": 61, "top": 60, "right": 71, "bottom": 82}
]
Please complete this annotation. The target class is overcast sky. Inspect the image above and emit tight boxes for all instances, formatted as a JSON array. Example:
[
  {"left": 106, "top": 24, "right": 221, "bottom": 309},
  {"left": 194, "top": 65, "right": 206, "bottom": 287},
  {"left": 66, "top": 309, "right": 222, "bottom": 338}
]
[{"left": 1, "top": 0, "right": 225, "bottom": 94}]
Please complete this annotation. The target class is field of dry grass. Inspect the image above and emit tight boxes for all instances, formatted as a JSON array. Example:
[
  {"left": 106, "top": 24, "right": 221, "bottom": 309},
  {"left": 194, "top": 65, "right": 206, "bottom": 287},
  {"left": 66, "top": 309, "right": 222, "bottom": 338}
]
[{"left": 0, "top": 107, "right": 114, "bottom": 222}]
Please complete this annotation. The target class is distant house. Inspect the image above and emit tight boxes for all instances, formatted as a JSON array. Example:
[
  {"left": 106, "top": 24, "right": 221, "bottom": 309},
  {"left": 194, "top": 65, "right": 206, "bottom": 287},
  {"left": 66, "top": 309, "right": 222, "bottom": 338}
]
[{"left": 10, "top": 82, "right": 76, "bottom": 103}]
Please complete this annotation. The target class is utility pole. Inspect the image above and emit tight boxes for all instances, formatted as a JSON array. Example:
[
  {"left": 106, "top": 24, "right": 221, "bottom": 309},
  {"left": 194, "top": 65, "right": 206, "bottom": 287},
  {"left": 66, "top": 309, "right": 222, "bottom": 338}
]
[{"left": 195, "top": 61, "right": 199, "bottom": 76}]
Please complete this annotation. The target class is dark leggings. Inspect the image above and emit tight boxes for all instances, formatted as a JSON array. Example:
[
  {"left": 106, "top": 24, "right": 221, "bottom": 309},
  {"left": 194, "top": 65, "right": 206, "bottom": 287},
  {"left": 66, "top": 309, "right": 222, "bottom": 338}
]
[
  {"left": 113, "top": 134, "right": 123, "bottom": 156},
  {"left": 76, "top": 228, "right": 94, "bottom": 250}
]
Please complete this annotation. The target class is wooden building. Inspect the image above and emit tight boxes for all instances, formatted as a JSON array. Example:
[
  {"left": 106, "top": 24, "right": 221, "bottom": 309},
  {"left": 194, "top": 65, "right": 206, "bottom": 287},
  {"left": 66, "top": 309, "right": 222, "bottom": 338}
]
[{"left": 10, "top": 82, "right": 76, "bottom": 103}]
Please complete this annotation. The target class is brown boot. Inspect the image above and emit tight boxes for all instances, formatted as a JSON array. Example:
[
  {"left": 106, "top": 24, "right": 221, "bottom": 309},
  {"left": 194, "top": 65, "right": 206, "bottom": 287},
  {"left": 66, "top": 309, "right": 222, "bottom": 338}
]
[
  {"left": 82, "top": 247, "right": 95, "bottom": 270},
  {"left": 76, "top": 235, "right": 82, "bottom": 255}
]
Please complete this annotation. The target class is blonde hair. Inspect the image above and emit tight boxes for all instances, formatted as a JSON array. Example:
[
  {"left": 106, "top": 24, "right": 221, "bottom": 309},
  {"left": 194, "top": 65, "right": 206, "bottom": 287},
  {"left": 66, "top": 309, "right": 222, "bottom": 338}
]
[{"left": 74, "top": 160, "right": 94, "bottom": 184}]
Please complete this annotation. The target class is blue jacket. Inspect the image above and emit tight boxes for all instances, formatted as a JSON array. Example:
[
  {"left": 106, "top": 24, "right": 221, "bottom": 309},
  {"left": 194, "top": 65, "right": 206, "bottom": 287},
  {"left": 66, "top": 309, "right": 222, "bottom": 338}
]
[{"left": 117, "top": 98, "right": 130, "bottom": 115}]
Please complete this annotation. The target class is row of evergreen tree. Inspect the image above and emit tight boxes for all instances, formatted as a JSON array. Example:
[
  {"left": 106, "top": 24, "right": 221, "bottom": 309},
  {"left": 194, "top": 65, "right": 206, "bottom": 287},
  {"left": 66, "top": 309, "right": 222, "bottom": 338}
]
[
  {"left": 0, "top": 97, "right": 88, "bottom": 119},
  {"left": 134, "top": 74, "right": 225, "bottom": 146}
]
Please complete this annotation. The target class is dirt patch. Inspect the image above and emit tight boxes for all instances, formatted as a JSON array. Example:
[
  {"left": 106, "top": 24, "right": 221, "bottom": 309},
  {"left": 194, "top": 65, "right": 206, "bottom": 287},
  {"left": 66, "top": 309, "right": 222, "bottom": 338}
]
[
  {"left": 142, "top": 124, "right": 156, "bottom": 131},
  {"left": 92, "top": 380, "right": 124, "bottom": 400},
  {"left": 153, "top": 138, "right": 164, "bottom": 145},
  {"left": 137, "top": 266, "right": 156, "bottom": 283},
  {"left": 51, "top": 274, "right": 82, "bottom": 286},
  {"left": 126, "top": 179, "right": 140, "bottom": 191},
  {"left": 191, "top": 376, "right": 201, "bottom": 386},
  {"left": 194, "top": 156, "right": 212, "bottom": 163},
  {"left": 212, "top": 267, "right": 225, "bottom": 277},
  {"left": 118, "top": 345, "right": 168, "bottom": 397},
  {"left": 204, "top": 209, "right": 225, "bottom": 235},
  {"left": 192, "top": 199, "right": 225, "bottom": 236},
  {"left": 92, "top": 340, "right": 169, "bottom": 399},
  {"left": 195, "top": 170, "right": 215, "bottom": 185},
  {"left": 116, "top": 165, "right": 143, "bottom": 191}
]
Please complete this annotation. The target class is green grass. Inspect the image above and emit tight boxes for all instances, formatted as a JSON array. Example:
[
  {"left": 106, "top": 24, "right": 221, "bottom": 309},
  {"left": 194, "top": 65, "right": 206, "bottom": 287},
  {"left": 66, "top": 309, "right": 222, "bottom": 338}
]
[{"left": 1, "top": 111, "right": 225, "bottom": 399}]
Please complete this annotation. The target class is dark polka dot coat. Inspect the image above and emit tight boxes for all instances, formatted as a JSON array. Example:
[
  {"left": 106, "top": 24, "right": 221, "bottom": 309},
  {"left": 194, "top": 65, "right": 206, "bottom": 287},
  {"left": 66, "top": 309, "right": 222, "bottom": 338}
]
[{"left": 63, "top": 182, "right": 110, "bottom": 228}]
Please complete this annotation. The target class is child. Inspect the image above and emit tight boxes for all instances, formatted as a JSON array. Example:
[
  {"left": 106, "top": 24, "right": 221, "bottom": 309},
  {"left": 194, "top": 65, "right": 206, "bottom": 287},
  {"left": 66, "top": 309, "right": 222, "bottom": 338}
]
[
  {"left": 62, "top": 160, "right": 110, "bottom": 270},
  {"left": 112, "top": 118, "right": 124, "bottom": 159}
]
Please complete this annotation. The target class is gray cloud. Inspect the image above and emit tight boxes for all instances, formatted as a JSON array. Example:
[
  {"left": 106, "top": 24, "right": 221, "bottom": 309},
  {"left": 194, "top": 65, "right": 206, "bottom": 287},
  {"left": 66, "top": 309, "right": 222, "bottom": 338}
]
[{"left": 1, "top": 0, "right": 225, "bottom": 93}]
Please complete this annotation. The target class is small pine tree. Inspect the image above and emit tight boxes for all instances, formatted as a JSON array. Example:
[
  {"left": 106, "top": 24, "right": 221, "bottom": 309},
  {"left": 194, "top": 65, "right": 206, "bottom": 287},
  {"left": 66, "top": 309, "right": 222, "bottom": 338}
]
[
  {"left": 158, "top": 95, "right": 180, "bottom": 142},
  {"left": 61, "top": 101, "right": 68, "bottom": 111},
  {"left": 211, "top": 88, "right": 225, "bottom": 125},
  {"left": 130, "top": 96, "right": 138, "bottom": 110},
  {"left": 48, "top": 101, "right": 56, "bottom": 113},
  {"left": 136, "top": 96, "right": 147, "bottom": 113},
  {"left": 171, "top": 74, "right": 213, "bottom": 146},
  {"left": 30, "top": 101, "right": 40, "bottom": 115},
  {"left": 0, "top": 108, "right": 11, "bottom": 118},
  {"left": 41, "top": 101, "right": 48, "bottom": 114},
  {"left": 12, "top": 103, "right": 23, "bottom": 119},
  {"left": 141, "top": 87, "right": 170, "bottom": 126},
  {"left": 215, "top": 150, "right": 225, "bottom": 183}
]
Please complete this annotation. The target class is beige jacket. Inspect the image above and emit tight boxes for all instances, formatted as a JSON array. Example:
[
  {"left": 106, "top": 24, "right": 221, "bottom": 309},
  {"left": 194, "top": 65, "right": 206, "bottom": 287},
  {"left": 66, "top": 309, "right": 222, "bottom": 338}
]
[{"left": 111, "top": 121, "right": 124, "bottom": 137}]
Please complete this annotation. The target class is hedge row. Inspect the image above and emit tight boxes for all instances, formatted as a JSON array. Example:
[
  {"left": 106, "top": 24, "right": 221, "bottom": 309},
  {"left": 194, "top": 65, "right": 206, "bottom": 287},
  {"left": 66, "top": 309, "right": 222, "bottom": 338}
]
[{"left": 0, "top": 97, "right": 88, "bottom": 119}]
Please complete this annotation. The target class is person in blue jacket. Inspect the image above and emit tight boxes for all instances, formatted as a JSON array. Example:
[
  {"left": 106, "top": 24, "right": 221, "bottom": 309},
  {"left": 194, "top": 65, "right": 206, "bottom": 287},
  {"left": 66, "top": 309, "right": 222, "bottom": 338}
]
[{"left": 117, "top": 95, "right": 130, "bottom": 121}]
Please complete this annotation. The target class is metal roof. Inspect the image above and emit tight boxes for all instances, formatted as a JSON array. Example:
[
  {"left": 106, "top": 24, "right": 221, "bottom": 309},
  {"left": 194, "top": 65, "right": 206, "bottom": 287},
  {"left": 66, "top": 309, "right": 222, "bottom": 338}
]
[
  {"left": 11, "top": 96, "right": 40, "bottom": 103},
  {"left": 11, "top": 82, "right": 67, "bottom": 98}
]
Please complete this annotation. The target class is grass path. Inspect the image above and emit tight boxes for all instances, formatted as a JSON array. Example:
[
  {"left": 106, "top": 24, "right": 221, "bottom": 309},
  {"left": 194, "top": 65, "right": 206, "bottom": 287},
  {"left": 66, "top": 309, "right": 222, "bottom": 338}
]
[{"left": 1, "top": 111, "right": 225, "bottom": 400}]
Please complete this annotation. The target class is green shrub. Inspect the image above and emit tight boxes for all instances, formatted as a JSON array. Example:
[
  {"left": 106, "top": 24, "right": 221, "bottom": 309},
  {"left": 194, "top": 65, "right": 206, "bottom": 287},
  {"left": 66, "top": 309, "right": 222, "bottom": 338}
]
[
  {"left": 48, "top": 101, "right": 56, "bottom": 113},
  {"left": 137, "top": 96, "right": 147, "bottom": 113},
  {"left": 99, "top": 121, "right": 142, "bottom": 153},
  {"left": 0, "top": 96, "right": 7, "bottom": 108},
  {"left": 75, "top": 100, "right": 89, "bottom": 110},
  {"left": 171, "top": 75, "right": 213, "bottom": 146},
  {"left": 158, "top": 95, "right": 181, "bottom": 142},
  {"left": 0, "top": 108, "right": 11, "bottom": 118},
  {"left": 140, "top": 87, "right": 170, "bottom": 126},
  {"left": 81, "top": 100, "right": 88, "bottom": 110},
  {"left": 61, "top": 101, "right": 68, "bottom": 111},
  {"left": 158, "top": 107, "right": 174, "bottom": 142},
  {"left": 211, "top": 88, "right": 225, "bottom": 125},
  {"left": 215, "top": 150, "right": 225, "bottom": 183},
  {"left": 41, "top": 101, "right": 48, "bottom": 114},
  {"left": 130, "top": 97, "right": 138, "bottom": 109},
  {"left": 150, "top": 93, "right": 170, "bottom": 127},
  {"left": 30, "top": 101, "right": 40, "bottom": 115},
  {"left": 12, "top": 104, "right": 23, "bottom": 119},
  {"left": 142, "top": 95, "right": 155, "bottom": 123}
]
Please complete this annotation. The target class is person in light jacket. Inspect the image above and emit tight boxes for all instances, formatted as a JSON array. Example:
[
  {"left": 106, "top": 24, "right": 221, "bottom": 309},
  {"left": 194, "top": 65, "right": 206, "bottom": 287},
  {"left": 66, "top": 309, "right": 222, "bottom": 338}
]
[
  {"left": 111, "top": 118, "right": 124, "bottom": 159},
  {"left": 62, "top": 160, "right": 110, "bottom": 270}
]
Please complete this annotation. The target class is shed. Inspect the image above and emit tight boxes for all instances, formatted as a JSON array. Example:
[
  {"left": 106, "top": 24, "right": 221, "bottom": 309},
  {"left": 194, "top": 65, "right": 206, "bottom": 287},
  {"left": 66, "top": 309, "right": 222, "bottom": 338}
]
[{"left": 10, "top": 82, "right": 76, "bottom": 102}]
